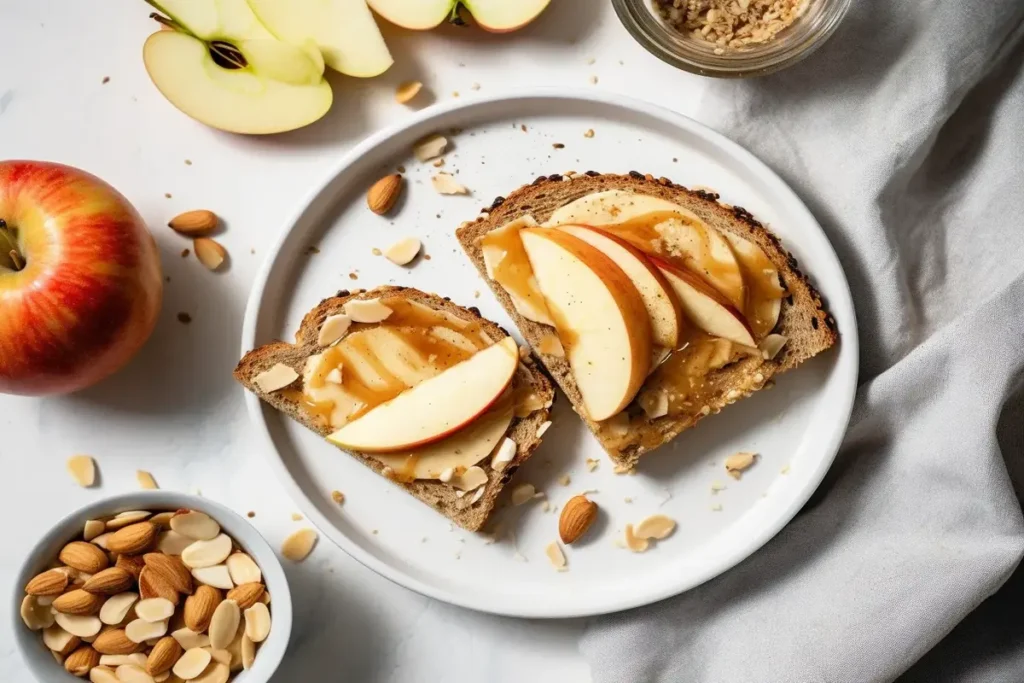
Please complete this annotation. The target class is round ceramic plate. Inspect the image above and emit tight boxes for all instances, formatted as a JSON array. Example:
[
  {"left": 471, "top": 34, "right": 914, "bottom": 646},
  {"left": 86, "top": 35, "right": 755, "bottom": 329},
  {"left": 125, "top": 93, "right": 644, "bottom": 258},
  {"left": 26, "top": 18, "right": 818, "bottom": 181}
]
[{"left": 240, "top": 90, "right": 858, "bottom": 618}]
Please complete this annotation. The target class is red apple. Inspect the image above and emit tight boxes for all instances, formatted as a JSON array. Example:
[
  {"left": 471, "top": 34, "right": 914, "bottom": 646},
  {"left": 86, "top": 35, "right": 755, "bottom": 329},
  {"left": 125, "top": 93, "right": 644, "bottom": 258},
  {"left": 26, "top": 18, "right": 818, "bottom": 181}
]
[{"left": 0, "top": 161, "right": 163, "bottom": 395}]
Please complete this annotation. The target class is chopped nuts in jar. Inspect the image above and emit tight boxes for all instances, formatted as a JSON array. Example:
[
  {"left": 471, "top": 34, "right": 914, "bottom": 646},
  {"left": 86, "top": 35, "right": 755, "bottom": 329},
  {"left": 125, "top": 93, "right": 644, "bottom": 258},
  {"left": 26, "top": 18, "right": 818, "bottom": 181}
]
[{"left": 653, "top": 0, "right": 809, "bottom": 51}]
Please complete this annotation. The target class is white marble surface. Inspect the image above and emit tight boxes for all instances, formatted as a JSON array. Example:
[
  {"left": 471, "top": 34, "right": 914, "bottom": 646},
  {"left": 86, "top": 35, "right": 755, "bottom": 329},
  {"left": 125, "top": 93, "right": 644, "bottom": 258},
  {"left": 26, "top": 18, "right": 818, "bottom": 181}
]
[{"left": 0, "top": 1, "right": 713, "bottom": 679}]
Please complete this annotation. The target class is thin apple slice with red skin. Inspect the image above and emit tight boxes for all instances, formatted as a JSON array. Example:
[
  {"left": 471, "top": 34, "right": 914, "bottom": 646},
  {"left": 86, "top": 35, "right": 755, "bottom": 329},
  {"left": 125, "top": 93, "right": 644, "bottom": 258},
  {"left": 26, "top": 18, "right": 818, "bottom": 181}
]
[
  {"left": 366, "top": 0, "right": 453, "bottom": 29},
  {"left": 650, "top": 256, "right": 756, "bottom": 348},
  {"left": 556, "top": 224, "right": 684, "bottom": 352},
  {"left": 722, "top": 232, "right": 785, "bottom": 338},
  {"left": 519, "top": 228, "right": 652, "bottom": 421},
  {"left": 327, "top": 336, "right": 519, "bottom": 453}
]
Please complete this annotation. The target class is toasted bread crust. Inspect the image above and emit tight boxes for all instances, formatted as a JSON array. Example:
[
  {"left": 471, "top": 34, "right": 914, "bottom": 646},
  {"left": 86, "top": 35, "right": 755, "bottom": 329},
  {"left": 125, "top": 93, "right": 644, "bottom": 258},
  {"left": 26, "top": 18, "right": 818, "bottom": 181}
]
[
  {"left": 234, "top": 286, "right": 555, "bottom": 531},
  {"left": 456, "top": 172, "right": 837, "bottom": 468}
]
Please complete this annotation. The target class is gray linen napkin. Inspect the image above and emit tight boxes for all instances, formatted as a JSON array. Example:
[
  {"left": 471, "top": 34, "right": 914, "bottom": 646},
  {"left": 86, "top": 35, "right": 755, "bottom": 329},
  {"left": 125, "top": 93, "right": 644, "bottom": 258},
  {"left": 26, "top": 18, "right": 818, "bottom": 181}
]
[{"left": 581, "top": 1, "right": 1024, "bottom": 681}]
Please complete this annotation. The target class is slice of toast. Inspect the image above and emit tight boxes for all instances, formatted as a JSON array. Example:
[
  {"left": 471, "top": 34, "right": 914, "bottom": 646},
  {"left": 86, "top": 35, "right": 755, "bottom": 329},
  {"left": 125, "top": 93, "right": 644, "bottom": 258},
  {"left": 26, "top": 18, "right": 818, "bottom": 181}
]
[
  {"left": 234, "top": 286, "right": 555, "bottom": 531},
  {"left": 456, "top": 172, "right": 838, "bottom": 469}
]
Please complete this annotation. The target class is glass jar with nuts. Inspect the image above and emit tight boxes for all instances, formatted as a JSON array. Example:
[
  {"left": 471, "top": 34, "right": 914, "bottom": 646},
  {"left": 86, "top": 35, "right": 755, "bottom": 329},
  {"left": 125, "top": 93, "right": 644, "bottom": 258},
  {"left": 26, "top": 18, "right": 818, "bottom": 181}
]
[{"left": 20, "top": 507, "right": 274, "bottom": 682}]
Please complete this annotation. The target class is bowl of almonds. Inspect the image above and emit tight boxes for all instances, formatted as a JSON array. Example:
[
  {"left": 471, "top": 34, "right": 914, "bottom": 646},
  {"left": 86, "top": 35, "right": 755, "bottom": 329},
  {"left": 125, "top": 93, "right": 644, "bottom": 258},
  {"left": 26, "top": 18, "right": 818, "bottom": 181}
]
[{"left": 13, "top": 491, "right": 291, "bottom": 683}]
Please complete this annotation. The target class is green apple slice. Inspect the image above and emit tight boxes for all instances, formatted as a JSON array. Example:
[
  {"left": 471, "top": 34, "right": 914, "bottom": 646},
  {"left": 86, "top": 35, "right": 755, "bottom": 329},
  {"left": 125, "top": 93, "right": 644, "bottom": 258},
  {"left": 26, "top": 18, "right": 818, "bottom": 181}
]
[
  {"left": 464, "top": 0, "right": 551, "bottom": 31},
  {"left": 246, "top": 0, "right": 393, "bottom": 77},
  {"left": 367, "top": 0, "right": 550, "bottom": 31},
  {"left": 239, "top": 39, "right": 324, "bottom": 85},
  {"left": 150, "top": 0, "right": 276, "bottom": 40},
  {"left": 366, "top": 0, "right": 454, "bottom": 30},
  {"left": 143, "top": 31, "right": 332, "bottom": 134}
]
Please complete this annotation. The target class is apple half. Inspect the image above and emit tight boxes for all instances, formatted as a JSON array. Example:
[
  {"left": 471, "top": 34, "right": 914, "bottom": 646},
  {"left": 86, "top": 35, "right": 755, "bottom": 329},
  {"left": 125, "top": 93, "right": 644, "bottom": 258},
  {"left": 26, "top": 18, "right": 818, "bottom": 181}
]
[
  {"left": 519, "top": 228, "right": 652, "bottom": 421},
  {"left": 327, "top": 336, "right": 518, "bottom": 453},
  {"left": 556, "top": 224, "right": 684, "bottom": 352},
  {"left": 367, "top": 0, "right": 550, "bottom": 31},
  {"left": 246, "top": 0, "right": 393, "bottom": 77},
  {"left": 144, "top": 0, "right": 332, "bottom": 134},
  {"left": 651, "top": 256, "right": 756, "bottom": 348}
]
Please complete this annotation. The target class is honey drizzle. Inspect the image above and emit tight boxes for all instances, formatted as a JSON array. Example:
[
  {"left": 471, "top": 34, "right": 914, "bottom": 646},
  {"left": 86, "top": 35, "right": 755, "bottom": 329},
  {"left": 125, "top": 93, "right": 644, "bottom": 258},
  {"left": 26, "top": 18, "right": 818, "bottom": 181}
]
[{"left": 481, "top": 222, "right": 552, "bottom": 320}]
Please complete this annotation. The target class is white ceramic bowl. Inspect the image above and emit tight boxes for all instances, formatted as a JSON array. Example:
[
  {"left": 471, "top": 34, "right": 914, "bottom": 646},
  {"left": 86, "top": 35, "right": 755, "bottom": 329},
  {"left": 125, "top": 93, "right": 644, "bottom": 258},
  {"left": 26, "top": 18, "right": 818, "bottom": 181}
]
[{"left": 12, "top": 491, "right": 292, "bottom": 683}]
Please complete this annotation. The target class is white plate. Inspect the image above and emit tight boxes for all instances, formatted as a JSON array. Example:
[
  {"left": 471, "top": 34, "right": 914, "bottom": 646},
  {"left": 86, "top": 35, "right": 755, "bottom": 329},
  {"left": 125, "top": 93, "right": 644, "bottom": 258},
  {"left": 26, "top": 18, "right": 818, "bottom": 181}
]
[{"left": 240, "top": 90, "right": 858, "bottom": 618}]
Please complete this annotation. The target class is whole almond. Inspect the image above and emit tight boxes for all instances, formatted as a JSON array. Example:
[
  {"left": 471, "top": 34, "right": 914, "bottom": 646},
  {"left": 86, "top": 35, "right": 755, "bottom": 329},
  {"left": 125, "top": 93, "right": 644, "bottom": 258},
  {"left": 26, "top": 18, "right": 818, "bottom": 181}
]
[
  {"left": 367, "top": 174, "right": 403, "bottom": 215},
  {"left": 92, "top": 628, "right": 139, "bottom": 655},
  {"left": 558, "top": 495, "right": 598, "bottom": 544},
  {"left": 193, "top": 237, "right": 227, "bottom": 271},
  {"left": 53, "top": 589, "right": 106, "bottom": 616},
  {"left": 82, "top": 567, "right": 133, "bottom": 595},
  {"left": 26, "top": 568, "right": 70, "bottom": 596},
  {"left": 138, "top": 567, "right": 179, "bottom": 606},
  {"left": 168, "top": 210, "right": 217, "bottom": 236},
  {"left": 146, "top": 636, "right": 182, "bottom": 676},
  {"left": 225, "top": 583, "right": 263, "bottom": 611},
  {"left": 108, "top": 522, "right": 157, "bottom": 556},
  {"left": 116, "top": 554, "right": 147, "bottom": 581},
  {"left": 144, "top": 553, "right": 193, "bottom": 595},
  {"left": 64, "top": 644, "right": 100, "bottom": 676},
  {"left": 60, "top": 542, "right": 110, "bottom": 574},
  {"left": 183, "top": 585, "right": 221, "bottom": 633}
]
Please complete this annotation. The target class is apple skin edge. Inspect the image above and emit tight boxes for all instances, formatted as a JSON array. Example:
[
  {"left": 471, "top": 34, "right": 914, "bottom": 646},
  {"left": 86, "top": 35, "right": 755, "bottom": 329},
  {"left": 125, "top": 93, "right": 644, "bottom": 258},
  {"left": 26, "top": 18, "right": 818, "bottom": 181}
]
[{"left": 0, "top": 161, "right": 163, "bottom": 396}]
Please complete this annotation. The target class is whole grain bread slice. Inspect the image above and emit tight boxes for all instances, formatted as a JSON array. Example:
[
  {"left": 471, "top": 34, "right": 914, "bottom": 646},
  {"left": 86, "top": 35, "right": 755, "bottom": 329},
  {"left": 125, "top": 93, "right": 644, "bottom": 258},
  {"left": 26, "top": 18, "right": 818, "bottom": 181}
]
[
  {"left": 234, "top": 286, "right": 555, "bottom": 531},
  {"left": 456, "top": 171, "right": 838, "bottom": 469}
]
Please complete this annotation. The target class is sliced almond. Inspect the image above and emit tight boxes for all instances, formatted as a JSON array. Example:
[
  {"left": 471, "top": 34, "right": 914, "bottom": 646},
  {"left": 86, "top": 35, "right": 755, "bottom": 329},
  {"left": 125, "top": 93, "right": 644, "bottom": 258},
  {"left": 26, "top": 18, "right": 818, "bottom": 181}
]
[
  {"left": 452, "top": 465, "right": 488, "bottom": 491},
  {"left": 136, "top": 471, "right": 159, "bottom": 490},
  {"left": 438, "top": 467, "right": 454, "bottom": 483},
  {"left": 170, "top": 511, "right": 220, "bottom": 541},
  {"left": 168, "top": 210, "right": 217, "bottom": 236},
  {"left": 193, "top": 237, "right": 227, "bottom": 271},
  {"left": 55, "top": 612, "right": 102, "bottom": 638},
  {"left": 116, "top": 664, "right": 156, "bottom": 683},
  {"left": 171, "top": 628, "right": 210, "bottom": 651},
  {"left": 431, "top": 172, "right": 468, "bottom": 195},
  {"left": 725, "top": 451, "right": 758, "bottom": 479},
  {"left": 156, "top": 531, "right": 193, "bottom": 556},
  {"left": 394, "top": 80, "right": 423, "bottom": 104},
  {"left": 208, "top": 600, "right": 240, "bottom": 650},
  {"left": 469, "top": 485, "right": 486, "bottom": 505},
  {"left": 490, "top": 438, "right": 517, "bottom": 471},
  {"left": 413, "top": 133, "right": 447, "bottom": 161},
  {"left": 343, "top": 298, "right": 392, "bottom": 323},
  {"left": 207, "top": 648, "right": 231, "bottom": 666},
  {"left": 545, "top": 542, "right": 567, "bottom": 571},
  {"left": 225, "top": 554, "right": 261, "bottom": 586},
  {"left": 89, "top": 666, "right": 120, "bottom": 683},
  {"left": 383, "top": 237, "right": 421, "bottom": 266},
  {"left": 510, "top": 483, "right": 536, "bottom": 506},
  {"left": 172, "top": 648, "right": 211, "bottom": 680},
  {"left": 84, "top": 520, "right": 106, "bottom": 542},
  {"left": 624, "top": 524, "right": 649, "bottom": 553},
  {"left": 43, "top": 624, "right": 81, "bottom": 655},
  {"left": 317, "top": 313, "right": 352, "bottom": 347},
  {"left": 135, "top": 598, "right": 175, "bottom": 623},
  {"left": 181, "top": 534, "right": 232, "bottom": 569},
  {"left": 759, "top": 333, "right": 788, "bottom": 360},
  {"left": 251, "top": 363, "right": 298, "bottom": 394},
  {"left": 634, "top": 514, "right": 676, "bottom": 540},
  {"left": 281, "top": 528, "right": 318, "bottom": 562},
  {"left": 242, "top": 602, "right": 271, "bottom": 643},
  {"left": 99, "top": 592, "right": 139, "bottom": 626},
  {"left": 67, "top": 455, "right": 97, "bottom": 487},
  {"left": 241, "top": 634, "right": 256, "bottom": 670},
  {"left": 149, "top": 512, "right": 175, "bottom": 529},
  {"left": 641, "top": 389, "right": 669, "bottom": 419},
  {"left": 126, "top": 617, "right": 168, "bottom": 643},
  {"left": 106, "top": 511, "right": 153, "bottom": 530},
  {"left": 99, "top": 653, "right": 148, "bottom": 668},
  {"left": 536, "top": 421, "right": 553, "bottom": 438},
  {"left": 192, "top": 661, "right": 230, "bottom": 683},
  {"left": 325, "top": 367, "right": 343, "bottom": 384},
  {"left": 190, "top": 565, "right": 233, "bottom": 591}
]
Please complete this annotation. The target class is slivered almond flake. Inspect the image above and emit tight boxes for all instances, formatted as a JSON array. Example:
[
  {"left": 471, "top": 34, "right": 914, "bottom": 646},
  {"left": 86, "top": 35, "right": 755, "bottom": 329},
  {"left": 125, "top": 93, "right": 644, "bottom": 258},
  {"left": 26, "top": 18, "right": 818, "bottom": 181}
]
[
  {"left": 490, "top": 438, "right": 516, "bottom": 471},
  {"left": 317, "top": 313, "right": 352, "bottom": 346},
  {"left": 281, "top": 529, "right": 317, "bottom": 562},
  {"left": 172, "top": 648, "right": 211, "bottom": 680},
  {"left": 384, "top": 237, "right": 422, "bottom": 266},
  {"left": 190, "top": 564, "right": 233, "bottom": 590},
  {"left": 84, "top": 519, "right": 105, "bottom": 541},
  {"left": 469, "top": 486, "right": 486, "bottom": 505},
  {"left": 67, "top": 455, "right": 97, "bottom": 487},
  {"left": 536, "top": 421, "right": 552, "bottom": 438},
  {"left": 438, "top": 467, "right": 454, "bottom": 483},
  {"left": 545, "top": 542, "right": 567, "bottom": 571},
  {"left": 99, "top": 592, "right": 138, "bottom": 625},
  {"left": 125, "top": 617, "right": 168, "bottom": 643},
  {"left": 208, "top": 600, "right": 240, "bottom": 650},
  {"left": 624, "top": 525, "right": 649, "bottom": 553},
  {"left": 760, "top": 334, "right": 788, "bottom": 360},
  {"left": 343, "top": 298, "right": 392, "bottom": 323},
  {"left": 431, "top": 172, "right": 468, "bottom": 195},
  {"left": 181, "top": 534, "right": 232, "bottom": 569},
  {"left": 725, "top": 451, "right": 757, "bottom": 479},
  {"left": 634, "top": 514, "right": 676, "bottom": 540},
  {"left": 241, "top": 634, "right": 256, "bottom": 670},
  {"left": 137, "top": 471, "right": 159, "bottom": 490},
  {"left": 413, "top": 134, "right": 447, "bottom": 162},
  {"left": 226, "top": 554, "right": 261, "bottom": 586},
  {"left": 253, "top": 363, "right": 298, "bottom": 393},
  {"left": 193, "top": 237, "right": 227, "bottom": 271},
  {"left": 510, "top": 483, "right": 536, "bottom": 506},
  {"left": 395, "top": 80, "right": 423, "bottom": 104},
  {"left": 243, "top": 603, "right": 271, "bottom": 643},
  {"left": 452, "top": 465, "right": 487, "bottom": 491}
]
